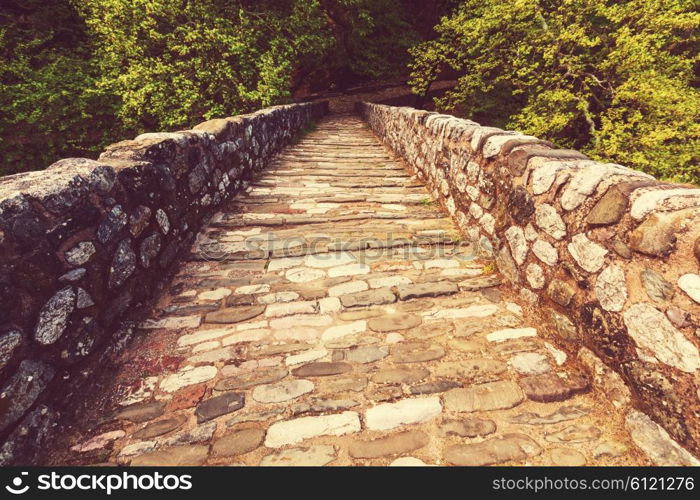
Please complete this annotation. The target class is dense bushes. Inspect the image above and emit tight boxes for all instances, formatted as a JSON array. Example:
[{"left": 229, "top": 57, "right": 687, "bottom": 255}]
[
  {"left": 0, "top": 0, "right": 430, "bottom": 176},
  {"left": 408, "top": 0, "right": 700, "bottom": 184}
]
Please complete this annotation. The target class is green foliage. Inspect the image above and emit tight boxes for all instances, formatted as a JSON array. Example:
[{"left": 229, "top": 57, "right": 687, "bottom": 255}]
[
  {"left": 76, "top": 0, "right": 333, "bottom": 130},
  {"left": 317, "top": 0, "right": 419, "bottom": 83},
  {"left": 0, "top": 0, "right": 122, "bottom": 176},
  {"left": 409, "top": 0, "right": 700, "bottom": 184},
  {"left": 1, "top": 0, "right": 429, "bottom": 176}
]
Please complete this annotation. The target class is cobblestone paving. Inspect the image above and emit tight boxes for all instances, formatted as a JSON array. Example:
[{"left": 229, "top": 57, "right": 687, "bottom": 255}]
[{"left": 60, "top": 115, "right": 647, "bottom": 466}]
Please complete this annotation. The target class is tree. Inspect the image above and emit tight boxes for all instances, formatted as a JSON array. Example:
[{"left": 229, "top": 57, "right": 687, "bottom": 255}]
[
  {"left": 408, "top": 0, "right": 700, "bottom": 184},
  {"left": 76, "top": 0, "right": 334, "bottom": 131},
  {"left": 0, "top": 0, "right": 120, "bottom": 176}
]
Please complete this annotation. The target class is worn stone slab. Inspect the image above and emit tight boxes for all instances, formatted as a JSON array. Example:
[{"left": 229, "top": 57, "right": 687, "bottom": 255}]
[
  {"left": 371, "top": 368, "right": 430, "bottom": 384},
  {"left": 205, "top": 306, "right": 266, "bottom": 324},
  {"left": 114, "top": 401, "right": 166, "bottom": 423},
  {"left": 519, "top": 373, "right": 590, "bottom": 402},
  {"left": 439, "top": 418, "right": 497, "bottom": 438},
  {"left": 195, "top": 392, "right": 245, "bottom": 422},
  {"left": 265, "top": 411, "right": 361, "bottom": 447},
  {"left": 509, "top": 405, "right": 590, "bottom": 425},
  {"left": 130, "top": 445, "right": 209, "bottom": 466},
  {"left": 396, "top": 282, "right": 459, "bottom": 300},
  {"left": 212, "top": 428, "right": 265, "bottom": 457},
  {"left": 625, "top": 410, "right": 700, "bottom": 466},
  {"left": 365, "top": 397, "right": 442, "bottom": 430},
  {"left": 292, "top": 362, "right": 352, "bottom": 377},
  {"left": 133, "top": 415, "right": 187, "bottom": 439},
  {"left": 252, "top": 379, "right": 315, "bottom": 403},
  {"left": 390, "top": 342, "right": 445, "bottom": 363},
  {"left": 444, "top": 433, "right": 542, "bottom": 466},
  {"left": 367, "top": 313, "right": 422, "bottom": 332},
  {"left": 260, "top": 445, "right": 337, "bottom": 466},
  {"left": 348, "top": 430, "right": 429, "bottom": 458},
  {"left": 339, "top": 288, "right": 396, "bottom": 308},
  {"left": 160, "top": 366, "right": 217, "bottom": 393},
  {"left": 215, "top": 367, "right": 288, "bottom": 391},
  {"left": 444, "top": 381, "right": 524, "bottom": 412}
]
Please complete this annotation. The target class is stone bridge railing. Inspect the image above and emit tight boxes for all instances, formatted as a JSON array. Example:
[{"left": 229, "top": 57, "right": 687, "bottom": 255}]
[
  {"left": 0, "top": 101, "right": 328, "bottom": 462},
  {"left": 358, "top": 102, "right": 700, "bottom": 458}
]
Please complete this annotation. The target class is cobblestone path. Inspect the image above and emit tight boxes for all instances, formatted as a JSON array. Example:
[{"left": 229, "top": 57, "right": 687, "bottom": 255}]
[{"left": 57, "top": 115, "right": 647, "bottom": 466}]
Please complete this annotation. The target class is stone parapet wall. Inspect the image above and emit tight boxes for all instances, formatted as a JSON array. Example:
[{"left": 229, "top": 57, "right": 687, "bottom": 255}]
[
  {"left": 0, "top": 101, "right": 328, "bottom": 461},
  {"left": 357, "top": 102, "right": 700, "bottom": 457}
]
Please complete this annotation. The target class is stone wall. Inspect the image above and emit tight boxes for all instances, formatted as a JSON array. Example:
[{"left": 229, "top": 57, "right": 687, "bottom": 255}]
[
  {"left": 0, "top": 101, "right": 328, "bottom": 462},
  {"left": 357, "top": 102, "right": 700, "bottom": 458}
]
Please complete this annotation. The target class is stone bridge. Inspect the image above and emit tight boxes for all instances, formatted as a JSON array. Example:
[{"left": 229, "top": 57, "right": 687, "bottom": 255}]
[{"left": 0, "top": 100, "right": 699, "bottom": 466}]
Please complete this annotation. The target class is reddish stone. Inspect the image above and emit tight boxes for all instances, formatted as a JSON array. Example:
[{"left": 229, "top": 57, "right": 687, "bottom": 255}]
[
  {"left": 666, "top": 306, "right": 691, "bottom": 329},
  {"left": 167, "top": 383, "right": 207, "bottom": 411},
  {"left": 140, "top": 355, "right": 184, "bottom": 376},
  {"left": 520, "top": 373, "right": 590, "bottom": 402}
]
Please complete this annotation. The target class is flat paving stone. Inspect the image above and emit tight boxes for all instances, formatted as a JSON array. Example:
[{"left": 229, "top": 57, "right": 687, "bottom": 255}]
[
  {"left": 114, "top": 401, "right": 165, "bottom": 423},
  {"left": 285, "top": 267, "right": 326, "bottom": 283},
  {"left": 215, "top": 367, "right": 288, "bottom": 391},
  {"left": 339, "top": 309, "right": 382, "bottom": 321},
  {"left": 260, "top": 445, "right": 337, "bottom": 466},
  {"left": 205, "top": 305, "right": 266, "bottom": 324},
  {"left": 265, "top": 411, "right": 361, "bottom": 447},
  {"left": 227, "top": 408, "right": 285, "bottom": 427},
  {"left": 250, "top": 342, "right": 313, "bottom": 357},
  {"left": 212, "top": 428, "right": 266, "bottom": 457},
  {"left": 291, "top": 398, "right": 360, "bottom": 415},
  {"left": 195, "top": 392, "right": 245, "bottom": 423},
  {"left": 550, "top": 447, "right": 587, "bottom": 466},
  {"left": 160, "top": 366, "right": 218, "bottom": 393},
  {"left": 252, "top": 379, "right": 315, "bottom": 403},
  {"left": 344, "top": 345, "right": 389, "bottom": 364},
  {"left": 408, "top": 380, "right": 461, "bottom": 395},
  {"left": 390, "top": 342, "right": 446, "bottom": 363},
  {"left": 367, "top": 313, "right": 422, "bottom": 332},
  {"left": 444, "top": 381, "right": 525, "bottom": 412},
  {"left": 160, "top": 422, "right": 216, "bottom": 447},
  {"left": 372, "top": 368, "right": 430, "bottom": 384},
  {"left": 396, "top": 282, "right": 459, "bottom": 300},
  {"left": 405, "top": 320, "right": 454, "bottom": 339},
  {"left": 365, "top": 396, "right": 442, "bottom": 430},
  {"left": 324, "top": 375, "right": 368, "bottom": 392},
  {"left": 340, "top": 288, "right": 396, "bottom": 308},
  {"left": 132, "top": 415, "right": 187, "bottom": 439},
  {"left": 444, "top": 434, "right": 542, "bottom": 466},
  {"left": 509, "top": 352, "right": 552, "bottom": 375},
  {"left": 130, "top": 445, "right": 209, "bottom": 466},
  {"left": 433, "top": 359, "right": 507, "bottom": 382},
  {"left": 367, "top": 386, "right": 403, "bottom": 402},
  {"left": 486, "top": 327, "right": 537, "bottom": 342},
  {"left": 545, "top": 425, "right": 602, "bottom": 444},
  {"left": 324, "top": 334, "right": 380, "bottom": 349},
  {"left": 348, "top": 430, "right": 429, "bottom": 458},
  {"left": 292, "top": 361, "right": 353, "bottom": 377},
  {"left": 438, "top": 418, "right": 497, "bottom": 438},
  {"left": 454, "top": 320, "right": 490, "bottom": 337},
  {"left": 519, "top": 373, "right": 590, "bottom": 402},
  {"left": 509, "top": 405, "right": 590, "bottom": 425},
  {"left": 390, "top": 457, "right": 428, "bottom": 466}
]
